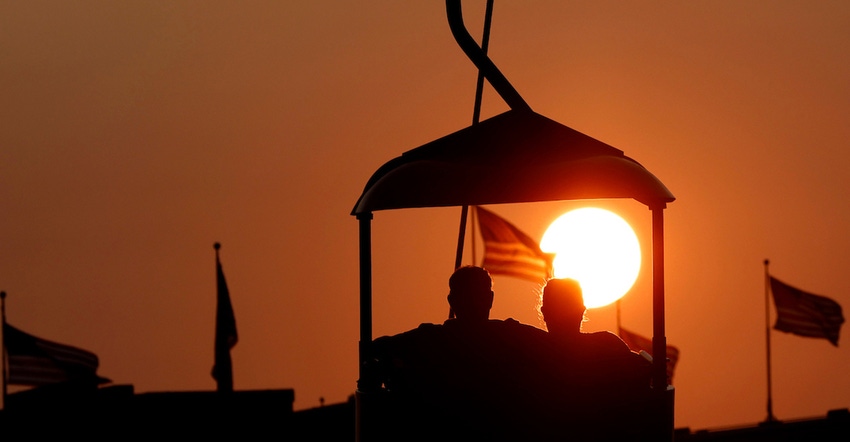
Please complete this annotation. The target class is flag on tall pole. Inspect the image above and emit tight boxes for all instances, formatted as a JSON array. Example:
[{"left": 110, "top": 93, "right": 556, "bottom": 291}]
[
  {"left": 763, "top": 260, "right": 845, "bottom": 422},
  {"left": 763, "top": 260, "right": 776, "bottom": 422},
  {"left": 769, "top": 275, "right": 844, "bottom": 346},
  {"left": 2, "top": 322, "right": 110, "bottom": 387},
  {"left": 212, "top": 242, "right": 238, "bottom": 393},
  {"left": 617, "top": 326, "right": 680, "bottom": 384},
  {"left": 475, "top": 206, "right": 554, "bottom": 283}
]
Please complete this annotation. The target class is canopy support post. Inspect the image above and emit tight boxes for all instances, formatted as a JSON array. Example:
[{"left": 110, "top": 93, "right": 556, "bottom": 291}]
[
  {"left": 651, "top": 204, "right": 667, "bottom": 391},
  {"left": 355, "top": 212, "right": 375, "bottom": 442},
  {"left": 651, "top": 204, "right": 674, "bottom": 441},
  {"left": 357, "top": 211, "right": 374, "bottom": 390}
]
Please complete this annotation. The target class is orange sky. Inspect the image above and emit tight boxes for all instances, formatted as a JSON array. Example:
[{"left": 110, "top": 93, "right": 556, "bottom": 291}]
[{"left": 2, "top": 1, "right": 850, "bottom": 431}]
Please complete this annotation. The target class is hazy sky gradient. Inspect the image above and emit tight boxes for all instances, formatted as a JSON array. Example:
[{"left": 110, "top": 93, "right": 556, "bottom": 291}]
[{"left": 2, "top": 1, "right": 849, "bottom": 430}]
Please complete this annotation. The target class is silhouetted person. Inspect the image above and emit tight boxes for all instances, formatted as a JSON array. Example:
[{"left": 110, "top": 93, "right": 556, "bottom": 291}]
[
  {"left": 370, "top": 266, "right": 547, "bottom": 441},
  {"left": 541, "top": 278, "right": 633, "bottom": 359},
  {"left": 538, "top": 278, "right": 651, "bottom": 441},
  {"left": 370, "top": 266, "right": 495, "bottom": 393},
  {"left": 446, "top": 265, "right": 494, "bottom": 322}
]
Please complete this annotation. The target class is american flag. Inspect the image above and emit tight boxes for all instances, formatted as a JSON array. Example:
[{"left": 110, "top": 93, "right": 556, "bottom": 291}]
[
  {"left": 475, "top": 206, "right": 554, "bottom": 283},
  {"left": 3, "top": 323, "right": 109, "bottom": 386},
  {"left": 770, "top": 276, "right": 844, "bottom": 346}
]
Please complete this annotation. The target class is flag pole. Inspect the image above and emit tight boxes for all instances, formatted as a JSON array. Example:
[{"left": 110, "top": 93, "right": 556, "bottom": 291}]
[
  {"left": 471, "top": 206, "right": 477, "bottom": 266},
  {"left": 1, "top": 291, "right": 7, "bottom": 407},
  {"left": 764, "top": 259, "right": 776, "bottom": 423},
  {"left": 452, "top": 0, "right": 494, "bottom": 320},
  {"left": 451, "top": 208, "right": 466, "bottom": 319},
  {"left": 471, "top": 0, "right": 494, "bottom": 128},
  {"left": 454, "top": 206, "right": 469, "bottom": 271}
]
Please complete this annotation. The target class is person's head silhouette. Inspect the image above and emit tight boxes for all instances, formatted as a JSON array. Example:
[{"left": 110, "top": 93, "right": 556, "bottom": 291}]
[
  {"left": 540, "top": 278, "right": 586, "bottom": 336},
  {"left": 447, "top": 266, "right": 494, "bottom": 322}
]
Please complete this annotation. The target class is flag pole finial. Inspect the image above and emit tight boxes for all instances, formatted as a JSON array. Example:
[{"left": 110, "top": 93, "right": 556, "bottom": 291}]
[{"left": 214, "top": 242, "right": 221, "bottom": 251}]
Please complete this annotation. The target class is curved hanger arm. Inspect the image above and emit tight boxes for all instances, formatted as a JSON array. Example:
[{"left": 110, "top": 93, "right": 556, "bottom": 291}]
[{"left": 446, "top": 0, "right": 531, "bottom": 112}]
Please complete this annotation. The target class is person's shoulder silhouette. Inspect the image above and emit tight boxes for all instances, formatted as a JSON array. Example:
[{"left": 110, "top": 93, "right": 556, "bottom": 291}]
[
  {"left": 442, "top": 266, "right": 547, "bottom": 368},
  {"left": 535, "top": 278, "right": 654, "bottom": 439},
  {"left": 370, "top": 265, "right": 497, "bottom": 394}
]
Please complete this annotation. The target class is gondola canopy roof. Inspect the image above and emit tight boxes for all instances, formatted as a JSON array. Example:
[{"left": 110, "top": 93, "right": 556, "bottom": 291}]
[{"left": 352, "top": 109, "right": 674, "bottom": 215}]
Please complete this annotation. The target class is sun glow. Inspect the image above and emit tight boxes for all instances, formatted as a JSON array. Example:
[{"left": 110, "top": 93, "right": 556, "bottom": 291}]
[{"left": 540, "top": 208, "right": 641, "bottom": 309}]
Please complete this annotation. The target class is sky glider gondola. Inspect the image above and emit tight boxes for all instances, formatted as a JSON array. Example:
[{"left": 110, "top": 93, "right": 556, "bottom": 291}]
[{"left": 353, "top": 1, "right": 675, "bottom": 440}]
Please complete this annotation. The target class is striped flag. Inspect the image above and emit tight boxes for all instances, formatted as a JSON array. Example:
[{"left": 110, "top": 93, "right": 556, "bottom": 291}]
[
  {"left": 475, "top": 206, "right": 554, "bottom": 283},
  {"left": 3, "top": 323, "right": 109, "bottom": 386},
  {"left": 769, "top": 276, "right": 844, "bottom": 346},
  {"left": 618, "top": 326, "right": 680, "bottom": 384}
]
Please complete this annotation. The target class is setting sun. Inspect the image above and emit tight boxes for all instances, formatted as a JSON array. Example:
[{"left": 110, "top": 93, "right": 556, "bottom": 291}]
[{"left": 540, "top": 208, "right": 641, "bottom": 308}]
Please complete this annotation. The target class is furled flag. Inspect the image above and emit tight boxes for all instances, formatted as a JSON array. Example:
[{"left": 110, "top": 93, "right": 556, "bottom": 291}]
[
  {"left": 3, "top": 323, "right": 110, "bottom": 387},
  {"left": 475, "top": 206, "right": 554, "bottom": 283},
  {"left": 618, "top": 326, "right": 680, "bottom": 384},
  {"left": 212, "top": 243, "right": 238, "bottom": 392},
  {"left": 769, "top": 276, "right": 844, "bottom": 346}
]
